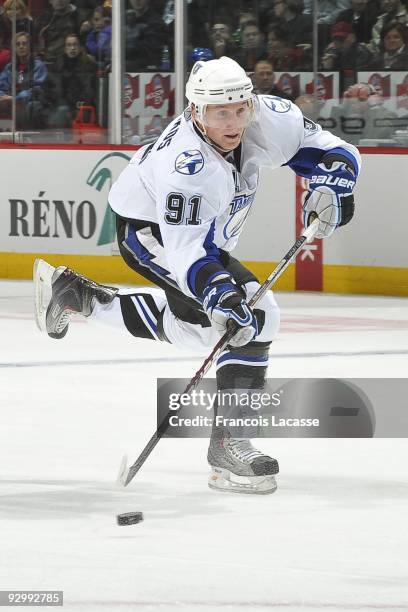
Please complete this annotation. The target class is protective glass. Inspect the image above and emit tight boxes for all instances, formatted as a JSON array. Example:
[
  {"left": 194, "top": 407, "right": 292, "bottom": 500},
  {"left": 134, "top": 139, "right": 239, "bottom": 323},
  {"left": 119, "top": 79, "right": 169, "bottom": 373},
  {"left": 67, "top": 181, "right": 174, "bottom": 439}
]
[{"left": 202, "top": 99, "right": 255, "bottom": 129}]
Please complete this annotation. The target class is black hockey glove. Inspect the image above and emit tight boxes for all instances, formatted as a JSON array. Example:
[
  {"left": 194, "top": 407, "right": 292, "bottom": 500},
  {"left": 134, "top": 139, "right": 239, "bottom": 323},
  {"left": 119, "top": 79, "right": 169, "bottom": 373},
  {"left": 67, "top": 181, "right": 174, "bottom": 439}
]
[{"left": 202, "top": 276, "right": 258, "bottom": 347}]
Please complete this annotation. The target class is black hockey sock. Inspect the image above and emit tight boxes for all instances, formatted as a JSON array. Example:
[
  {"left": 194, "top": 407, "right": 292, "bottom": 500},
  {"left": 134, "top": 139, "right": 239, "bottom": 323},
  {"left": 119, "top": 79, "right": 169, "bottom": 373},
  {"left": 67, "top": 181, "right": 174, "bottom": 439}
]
[
  {"left": 216, "top": 341, "right": 271, "bottom": 390},
  {"left": 214, "top": 341, "right": 271, "bottom": 438}
]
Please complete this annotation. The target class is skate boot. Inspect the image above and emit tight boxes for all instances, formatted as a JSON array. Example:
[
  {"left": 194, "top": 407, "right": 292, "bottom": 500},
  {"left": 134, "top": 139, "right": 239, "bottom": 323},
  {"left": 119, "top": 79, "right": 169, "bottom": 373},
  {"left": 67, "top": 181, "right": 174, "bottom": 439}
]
[
  {"left": 207, "top": 426, "right": 279, "bottom": 494},
  {"left": 34, "top": 259, "right": 118, "bottom": 339}
]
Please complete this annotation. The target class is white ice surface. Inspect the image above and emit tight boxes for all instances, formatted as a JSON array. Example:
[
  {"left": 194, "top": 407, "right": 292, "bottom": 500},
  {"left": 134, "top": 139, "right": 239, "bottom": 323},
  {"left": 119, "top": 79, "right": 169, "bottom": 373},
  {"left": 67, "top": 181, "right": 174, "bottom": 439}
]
[{"left": 1, "top": 281, "right": 408, "bottom": 612}]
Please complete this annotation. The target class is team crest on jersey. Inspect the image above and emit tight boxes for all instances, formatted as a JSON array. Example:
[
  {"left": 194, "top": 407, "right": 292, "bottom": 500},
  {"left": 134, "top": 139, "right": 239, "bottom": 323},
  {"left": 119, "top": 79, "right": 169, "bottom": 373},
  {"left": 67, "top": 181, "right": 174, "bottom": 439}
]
[
  {"left": 223, "top": 193, "right": 255, "bottom": 240},
  {"left": 262, "top": 96, "right": 291, "bottom": 113},
  {"left": 175, "top": 150, "right": 204, "bottom": 175}
]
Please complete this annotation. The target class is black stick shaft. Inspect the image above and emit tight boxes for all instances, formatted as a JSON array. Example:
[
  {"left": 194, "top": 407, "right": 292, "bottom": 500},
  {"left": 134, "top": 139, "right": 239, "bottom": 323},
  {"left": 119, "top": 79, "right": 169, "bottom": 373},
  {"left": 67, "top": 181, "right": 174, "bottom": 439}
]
[{"left": 123, "top": 220, "right": 319, "bottom": 486}]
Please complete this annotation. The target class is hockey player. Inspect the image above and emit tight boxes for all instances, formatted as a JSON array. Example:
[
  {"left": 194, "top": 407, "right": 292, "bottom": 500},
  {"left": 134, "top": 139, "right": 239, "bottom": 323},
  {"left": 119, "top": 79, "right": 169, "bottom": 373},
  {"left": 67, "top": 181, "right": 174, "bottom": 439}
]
[{"left": 34, "top": 56, "right": 360, "bottom": 494}]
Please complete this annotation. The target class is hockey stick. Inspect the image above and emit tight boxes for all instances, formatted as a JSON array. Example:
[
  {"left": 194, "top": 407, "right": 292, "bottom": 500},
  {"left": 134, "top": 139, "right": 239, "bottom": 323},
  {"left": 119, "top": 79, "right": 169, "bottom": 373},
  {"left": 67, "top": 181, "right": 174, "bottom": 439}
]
[{"left": 118, "top": 218, "right": 320, "bottom": 487}]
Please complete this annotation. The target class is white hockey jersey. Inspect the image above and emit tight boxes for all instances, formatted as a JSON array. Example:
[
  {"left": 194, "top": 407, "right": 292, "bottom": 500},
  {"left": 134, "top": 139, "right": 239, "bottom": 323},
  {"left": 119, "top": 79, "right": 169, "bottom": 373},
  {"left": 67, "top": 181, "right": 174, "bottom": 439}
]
[{"left": 109, "top": 95, "right": 361, "bottom": 298}]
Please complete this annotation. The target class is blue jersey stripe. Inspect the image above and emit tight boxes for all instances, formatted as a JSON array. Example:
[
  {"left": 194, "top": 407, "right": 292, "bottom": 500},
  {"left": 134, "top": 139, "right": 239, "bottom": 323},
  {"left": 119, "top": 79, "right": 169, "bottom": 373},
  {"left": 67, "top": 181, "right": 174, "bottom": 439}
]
[{"left": 135, "top": 296, "right": 158, "bottom": 333}]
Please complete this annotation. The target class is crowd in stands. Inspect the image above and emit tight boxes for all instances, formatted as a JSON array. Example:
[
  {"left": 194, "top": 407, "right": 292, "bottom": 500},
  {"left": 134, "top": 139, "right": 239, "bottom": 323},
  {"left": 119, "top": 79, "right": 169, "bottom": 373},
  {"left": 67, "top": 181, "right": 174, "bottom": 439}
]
[
  {"left": 0, "top": 0, "right": 111, "bottom": 133},
  {"left": 0, "top": 0, "right": 407, "bottom": 142}
]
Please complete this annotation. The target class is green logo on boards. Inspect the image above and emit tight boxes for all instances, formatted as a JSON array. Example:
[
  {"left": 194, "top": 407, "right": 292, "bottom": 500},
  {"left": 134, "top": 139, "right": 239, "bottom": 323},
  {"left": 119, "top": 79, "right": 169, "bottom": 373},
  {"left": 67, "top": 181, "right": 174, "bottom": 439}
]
[{"left": 86, "top": 152, "right": 131, "bottom": 246}]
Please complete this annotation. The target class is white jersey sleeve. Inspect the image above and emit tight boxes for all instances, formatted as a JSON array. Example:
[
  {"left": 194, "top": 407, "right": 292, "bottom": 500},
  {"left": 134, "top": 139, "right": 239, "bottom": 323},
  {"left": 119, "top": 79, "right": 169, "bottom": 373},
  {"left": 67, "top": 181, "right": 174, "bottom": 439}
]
[{"left": 252, "top": 95, "right": 361, "bottom": 177}]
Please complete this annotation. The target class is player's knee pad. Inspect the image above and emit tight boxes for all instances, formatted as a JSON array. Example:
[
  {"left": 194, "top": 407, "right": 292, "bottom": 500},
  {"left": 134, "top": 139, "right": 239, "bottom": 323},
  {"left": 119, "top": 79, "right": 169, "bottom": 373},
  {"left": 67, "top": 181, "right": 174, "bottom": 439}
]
[{"left": 244, "top": 282, "right": 280, "bottom": 343}]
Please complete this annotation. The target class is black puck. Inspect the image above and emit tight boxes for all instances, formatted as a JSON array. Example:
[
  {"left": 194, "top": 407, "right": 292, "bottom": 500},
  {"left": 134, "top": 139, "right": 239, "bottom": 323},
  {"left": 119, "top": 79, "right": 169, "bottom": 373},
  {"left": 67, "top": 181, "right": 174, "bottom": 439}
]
[{"left": 116, "top": 511, "right": 144, "bottom": 526}]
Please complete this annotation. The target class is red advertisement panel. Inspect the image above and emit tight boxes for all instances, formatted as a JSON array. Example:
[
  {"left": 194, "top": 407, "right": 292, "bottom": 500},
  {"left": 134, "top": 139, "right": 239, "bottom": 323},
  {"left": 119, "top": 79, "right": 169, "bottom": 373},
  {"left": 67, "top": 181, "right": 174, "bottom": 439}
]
[{"left": 295, "top": 176, "right": 323, "bottom": 291}]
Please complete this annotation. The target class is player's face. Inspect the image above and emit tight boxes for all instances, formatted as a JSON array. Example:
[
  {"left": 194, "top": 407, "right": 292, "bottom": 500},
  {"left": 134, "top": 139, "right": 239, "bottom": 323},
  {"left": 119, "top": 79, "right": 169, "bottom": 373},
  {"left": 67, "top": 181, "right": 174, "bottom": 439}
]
[{"left": 201, "top": 102, "right": 252, "bottom": 150}]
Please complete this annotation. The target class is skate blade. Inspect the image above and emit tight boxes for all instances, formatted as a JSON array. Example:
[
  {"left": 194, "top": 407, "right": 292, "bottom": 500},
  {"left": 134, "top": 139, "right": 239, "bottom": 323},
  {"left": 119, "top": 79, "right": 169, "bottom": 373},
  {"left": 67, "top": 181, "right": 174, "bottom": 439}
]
[
  {"left": 33, "top": 259, "right": 55, "bottom": 332},
  {"left": 116, "top": 454, "right": 129, "bottom": 487},
  {"left": 208, "top": 467, "right": 277, "bottom": 495}
]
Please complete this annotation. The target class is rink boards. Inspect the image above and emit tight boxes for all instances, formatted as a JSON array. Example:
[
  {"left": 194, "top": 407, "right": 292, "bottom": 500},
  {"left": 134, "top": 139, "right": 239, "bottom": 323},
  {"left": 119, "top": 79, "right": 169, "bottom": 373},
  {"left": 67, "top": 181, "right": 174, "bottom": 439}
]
[{"left": 0, "top": 145, "right": 407, "bottom": 296}]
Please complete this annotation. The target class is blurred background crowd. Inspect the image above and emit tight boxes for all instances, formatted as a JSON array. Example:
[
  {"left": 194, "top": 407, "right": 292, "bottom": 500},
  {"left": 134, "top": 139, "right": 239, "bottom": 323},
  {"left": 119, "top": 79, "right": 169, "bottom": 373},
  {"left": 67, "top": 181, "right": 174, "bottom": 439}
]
[{"left": 1, "top": 0, "right": 408, "bottom": 145}]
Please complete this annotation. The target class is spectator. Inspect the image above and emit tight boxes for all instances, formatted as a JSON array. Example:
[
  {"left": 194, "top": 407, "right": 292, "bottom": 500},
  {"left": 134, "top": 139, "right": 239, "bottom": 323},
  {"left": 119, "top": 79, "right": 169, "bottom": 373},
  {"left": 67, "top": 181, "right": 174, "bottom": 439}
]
[
  {"left": 370, "top": 0, "right": 408, "bottom": 51},
  {"left": 303, "top": 0, "right": 352, "bottom": 24},
  {"left": 233, "top": 11, "right": 259, "bottom": 40},
  {"left": 36, "top": 0, "right": 81, "bottom": 63},
  {"left": 267, "top": 24, "right": 312, "bottom": 70},
  {"left": 0, "top": 31, "right": 48, "bottom": 128},
  {"left": 45, "top": 33, "right": 97, "bottom": 127},
  {"left": 85, "top": 5, "right": 111, "bottom": 71},
  {"left": 0, "top": 22, "right": 11, "bottom": 71},
  {"left": 161, "top": 0, "right": 209, "bottom": 49},
  {"left": 336, "top": 0, "right": 379, "bottom": 43},
  {"left": 320, "top": 21, "right": 373, "bottom": 71},
  {"left": 303, "top": 0, "right": 352, "bottom": 48},
  {"left": 371, "top": 20, "right": 408, "bottom": 69},
  {"left": 329, "top": 82, "right": 398, "bottom": 143},
  {"left": 125, "top": 0, "right": 165, "bottom": 71},
  {"left": 186, "top": 0, "right": 211, "bottom": 48},
  {"left": 0, "top": 0, "right": 34, "bottom": 47},
  {"left": 251, "top": 59, "right": 294, "bottom": 100},
  {"left": 272, "top": 0, "right": 312, "bottom": 46},
  {"left": 209, "top": 22, "right": 237, "bottom": 59},
  {"left": 73, "top": 0, "right": 100, "bottom": 24},
  {"left": 236, "top": 20, "right": 266, "bottom": 71}
]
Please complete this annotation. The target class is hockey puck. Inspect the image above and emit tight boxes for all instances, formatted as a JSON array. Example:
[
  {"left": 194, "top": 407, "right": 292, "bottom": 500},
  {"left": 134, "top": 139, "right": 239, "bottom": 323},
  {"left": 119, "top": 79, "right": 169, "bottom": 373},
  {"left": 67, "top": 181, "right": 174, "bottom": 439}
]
[{"left": 116, "top": 512, "right": 144, "bottom": 526}]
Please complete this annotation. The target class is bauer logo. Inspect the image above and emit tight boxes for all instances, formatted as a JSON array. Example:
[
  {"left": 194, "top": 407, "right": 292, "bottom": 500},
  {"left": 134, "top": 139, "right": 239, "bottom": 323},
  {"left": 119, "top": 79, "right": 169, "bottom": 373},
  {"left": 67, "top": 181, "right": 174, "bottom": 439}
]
[
  {"left": 175, "top": 150, "right": 204, "bottom": 175},
  {"left": 262, "top": 96, "right": 291, "bottom": 113}
]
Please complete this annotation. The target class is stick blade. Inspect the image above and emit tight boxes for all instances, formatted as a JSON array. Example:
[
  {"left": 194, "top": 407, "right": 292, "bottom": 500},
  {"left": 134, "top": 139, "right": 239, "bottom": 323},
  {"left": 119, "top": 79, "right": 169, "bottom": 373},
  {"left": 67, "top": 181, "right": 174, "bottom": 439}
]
[
  {"left": 123, "top": 463, "right": 139, "bottom": 487},
  {"left": 116, "top": 454, "right": 130, "bottom": 487}
]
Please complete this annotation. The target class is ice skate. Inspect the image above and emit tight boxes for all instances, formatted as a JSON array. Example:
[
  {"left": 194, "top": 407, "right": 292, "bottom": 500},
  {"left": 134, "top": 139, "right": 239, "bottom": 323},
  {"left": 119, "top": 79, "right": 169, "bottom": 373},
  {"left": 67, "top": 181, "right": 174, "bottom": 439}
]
[
  {"left": 34, "top": 259, "right": 118, "bottom": 339},
  {"left": 207, "top": 427, "right": 279, "bottom": 494}
]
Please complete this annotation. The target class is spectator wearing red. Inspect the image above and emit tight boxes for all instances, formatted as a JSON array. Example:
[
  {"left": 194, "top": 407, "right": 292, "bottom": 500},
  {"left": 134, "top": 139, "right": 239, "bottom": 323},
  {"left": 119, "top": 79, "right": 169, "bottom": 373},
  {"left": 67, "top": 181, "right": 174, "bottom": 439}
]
[
  {"left": 321, "top": 21, "right": 373, "bottom": 71},
  {"left": 0, "top": 21, "right": 11, "bottom": 71},
  {"left": 336, "top": 0, "right": 379, "bottom": 43}
]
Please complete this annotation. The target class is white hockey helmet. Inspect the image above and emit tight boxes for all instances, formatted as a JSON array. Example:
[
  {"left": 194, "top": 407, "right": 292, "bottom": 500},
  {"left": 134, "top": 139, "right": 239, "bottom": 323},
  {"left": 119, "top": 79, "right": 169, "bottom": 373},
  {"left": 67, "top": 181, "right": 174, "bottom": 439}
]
[{"left": 185, "top": 56, "right": 255, "bottom": 127}]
